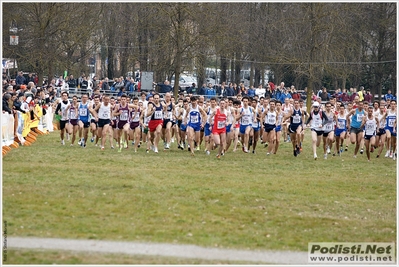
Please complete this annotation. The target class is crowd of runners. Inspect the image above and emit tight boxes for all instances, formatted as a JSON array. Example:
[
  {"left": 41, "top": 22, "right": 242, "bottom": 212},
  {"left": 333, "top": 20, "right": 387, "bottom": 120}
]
[{"left": 53, "top": 89, "right": 397, "bottom": 161}]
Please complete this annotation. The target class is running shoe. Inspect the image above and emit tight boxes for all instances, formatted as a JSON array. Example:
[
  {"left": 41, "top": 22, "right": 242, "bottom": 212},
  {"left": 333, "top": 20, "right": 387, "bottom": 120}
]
[
  {"left": 61, "top": 140, "right": 65, "bottom": 145},
  {"left": 118, "top": 146, "right": 122, "bottom": 153},
  {"left": 165, "top": 143, "right": 170, "bottom": 149},
  {"left": 70, "top": 144, "right": 73, "bottom": 146},
  {"left": 360, "top": 148, "right": 364, "bottom": 154},
  {"left": 296, "top": 146, "right": 300, "bottom": 155},
  {"left": 66, "top": 133, "right": 70, "bottom": 141},
  {"left": 101, "top": 146, "right": 105, "bottom": 150},
  {"left": 216, "top": 154, "right": 221, "bottom": 159},
  {"left": 393, "top": 153, "right": 397, "bottom": 160},
  {"left": 345, "top": 145, "right": 348, "bottom": 151},
  {"left": 206, "top": 150, "right": 210, "bottom": 155},
  {"left": 264, "top": 142, "right": 268, "bottom": 148},
  {"left": 252, "top": 150, "right": 256, "bottom": 154},
  {"left": 78, "top": 140, "right": 82, "bottom": 146},
  {"left": 327, "top": 146, "right": 331, "bottom": 154},
  {"left": 244, "top": 147, "right": 249, "bottom": 153},
  {"left": 332, "top": 153, "right": 336, "bottom": 157},
  {"left": 376, "top": 155, "right": 380, "bottom": 158},
  {"left": 385, "top": 150, "right": 391, "bottom": 157},
  {"left": 340, "top": 146, "right": 343, "bottom": 154},
  {"left": 324, "top": 154, "right": 327, "bottom": 160},
  {"left": 196, "top": 146, "right": 200, "bottom": 151},
  {"left": 83, "top": 144, "right": 86, "bottom": 148},
  {"left": 390, "top": 152, "right": 394, "bottom": 158},
  {"left": 81, "top": 138, "right": 85, "bottom": 147},
  {"left": 314, "top": 154, "right": 317, "bottom": 160},
  {"left": 370, "top": 146, "right": 374, "bottom": 153},
  {"left": 294, "top": 149, "right": 297, "bottom": 157},
  {"left": 91, "top": 137, "right": 94, "bottom": 142},
  {"left": 154, "top": 147, "right": 159, "bottom": 153},
  {"left": 266, "top": 152, "right": 270, "bottom": 156},
  {"left": 146, "top": 149, "right": 149, "bottom": 153},
  {"left": 353, "top": 155, "right": 357, "bottom": 158},
  {"left": 151, "top": 145, "right": 155, "bottom": 152},
  {"left": 111, "top": 146, "right": 115, "bottom": 149}
]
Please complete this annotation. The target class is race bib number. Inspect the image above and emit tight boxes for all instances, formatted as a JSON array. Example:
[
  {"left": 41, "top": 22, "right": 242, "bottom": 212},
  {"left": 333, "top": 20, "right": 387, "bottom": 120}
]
[
  {"left": 242, "top": 116, "right": 250, "bottom": 125},
  {"left": 120, "top": 111, "right": 128, "bottom": 121},
  {"left": 356, "top": 114, "right": 364, "bottom": 122},
  {"left": 154, "top": 111, "right": 163, "bottom": 119},
  {"left": 165, "top": 111, "right": 172, "bottom": 120},
  {"left": 293, "top": 115, "right": 301, "bottom": 124},
  {"left": 388, "top": 118, "right": 395, "bottom": 127},
  {"left": 70, "top": 110, "right": 76, "bottom": 118},
  {"left": 366, "top": 123, "right": 374, "bottom": 130},
  {"left": 217, "top": 121, "right": 226, "bottom": 129},
  {"left": 103, "top": 110, "right": 109, "bottom": 118},
  {"left": 338, "top": 121, "right": 345, "bottom": 129},
  {"left": 79, "top": 108, "right": 87, "bottom": 116},
  {"left": 133, "top": 113, "right": 140, "bottom": 122},
  {"left": 267, "top": 116, "right": 276, "bottom": 125},
  {"left": 190, "top": 115, "right": 199, "bottom": 123},
  {"left": 325, "top": 124, "right": 333, "bottom": 131}
]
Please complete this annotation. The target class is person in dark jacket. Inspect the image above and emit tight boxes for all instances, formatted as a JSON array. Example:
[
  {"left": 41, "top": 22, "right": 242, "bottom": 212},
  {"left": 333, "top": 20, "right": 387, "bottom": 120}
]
[{"left": 153, "top": 80, "right": 172, "bottom": 93}]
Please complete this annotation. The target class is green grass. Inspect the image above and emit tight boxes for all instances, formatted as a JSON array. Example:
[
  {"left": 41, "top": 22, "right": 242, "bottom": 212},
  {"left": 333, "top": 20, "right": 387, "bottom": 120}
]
[
  {"left": 3, "top": 130, "right": 396, "bottom": 254},
  {"left": 5, "top": 249, "right": 262, "bottom": 264}
]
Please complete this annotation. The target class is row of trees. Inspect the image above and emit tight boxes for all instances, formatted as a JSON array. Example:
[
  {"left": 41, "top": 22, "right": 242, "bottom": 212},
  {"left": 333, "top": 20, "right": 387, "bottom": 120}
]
[{"left": 3, "top": 3, "right": 396, "bottom": 107}]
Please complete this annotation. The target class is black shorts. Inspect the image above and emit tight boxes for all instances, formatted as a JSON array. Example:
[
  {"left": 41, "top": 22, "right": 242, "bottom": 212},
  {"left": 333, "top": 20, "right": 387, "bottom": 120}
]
[
  {"left": 163, "top": 119, "right": 175, "bottom": 128},
  {"left": 263, "top": 124, "right": 276, "bottom": 133},
  {"left": 177, "top": 120, "right": 182, "bottom": 128},
  {"left": 323, "top": 131, "right": 333, "bottom": 137},
  {"left": 376, "top": 128, "right": 386, "bottom": 136},
  {"left": 311, "top": 128, "right": 324, "bottom": 136},
  {"left": 364, "top": 133, "right": 375, "bottom": 140},
  {"left": 98, "top": 118, "right": 111, "bottom": 128},
  {"left": 80, "top": 121, "right": 90, "bottom": 128},
  {"left": 289, "top": 124, "right": 301, "bottom": 134},
  {"left": 60, "top": 120, "right": 68, "bottom": 130}
]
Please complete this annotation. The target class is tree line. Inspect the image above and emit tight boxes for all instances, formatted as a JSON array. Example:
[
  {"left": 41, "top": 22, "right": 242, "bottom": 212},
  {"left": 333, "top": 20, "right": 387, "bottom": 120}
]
[{"left": 2, "top": 3, "right": 396, "bottom": 108}]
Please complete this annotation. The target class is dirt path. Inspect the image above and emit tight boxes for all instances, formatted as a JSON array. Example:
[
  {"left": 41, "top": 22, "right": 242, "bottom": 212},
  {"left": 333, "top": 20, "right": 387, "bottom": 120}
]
[{"left": 8, "top": 236, "right": 308, "bottom": 264}]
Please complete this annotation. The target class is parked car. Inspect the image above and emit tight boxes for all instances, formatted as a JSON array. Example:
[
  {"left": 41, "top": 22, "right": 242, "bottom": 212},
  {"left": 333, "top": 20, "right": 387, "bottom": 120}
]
[{"left": 171, "top": 75, "right": 197, "bottom": 92}]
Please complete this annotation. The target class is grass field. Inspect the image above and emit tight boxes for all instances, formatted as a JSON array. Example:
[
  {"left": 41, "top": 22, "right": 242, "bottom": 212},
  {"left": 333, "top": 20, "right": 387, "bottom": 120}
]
[
  {"left": 2, "top": 130, "right": 397, "bottom": 262},
  {"left": 6, "top": 249, "right": 258, "bottom": 264}
]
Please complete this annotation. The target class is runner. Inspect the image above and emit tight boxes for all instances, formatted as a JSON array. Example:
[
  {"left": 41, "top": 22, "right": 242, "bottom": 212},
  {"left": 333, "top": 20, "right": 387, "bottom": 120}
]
[
  {"left": 249, "top": 98, "right": 261, "bottom": 154},
  {"left": 306, "top": 101, "right": 329, "bottom": 160},
  {"left": 284, "top": 99, "right": 305, "bottom": 157},
  {"left": 146, "top": 93, "right": 166, "bottom": 153},
  {"left": 177, "top": 99, "right": 189, "bottom": 150},
  {"left": 346, "top": 100, "right": 367, "bottom": 158},
  {"left": 209, "top": 99, "right": 230, "bottom": 158},
  {"left": 139, "top": 100, "right": 153, "bottom": 153},
  {"left": 90, "top": 95, "right": 100, "bottom": 144},
  {"left": 374, "top": 101, "right": 386, "bottom": 158},
  {"left": 225, "top": 98, "right": 236, "bottom": 152},
  {"left": 321, "top": 102, "right": 336, "bottom": 159},
  {"left": 381, "top": 99, "right": 397, "bottom": 159},
  {"left": 281, "top": 97, "right": 293, "bottom": 143},
  {"left": 66, "top": 95, "right": 79, "bottom": 146},
  {"left": 360, "top": 106, "right": 379, "bottom": 161},
  {"left": 90, "top": 95, "right": 112, "bottom": 150},
  {"left": 261, "top": 99, "right": 278, "bottom": 155},
  {"left": 54, "top": 91, "right": 71, "bottom": 145},
  {"left": 129, "top": 97, "right": 142, "bottom": 152},
  {"left": 274, "top": 100, "right": 283, "bottom": 154},
  {"left": 334, "top": 103, "right": 347, "bottom": 156},
  {"left": 236, "top": 96, "right": 254, "bottom": 153},
  {"left": 205, "top": 97, "right": 218, "bottom": 155},
  {"left": 161, "top": 92, "right": 175, "bottom": 150},
  {"left": 77, "top": 93, "right": 92, "bottom": 148},
  {"left": 184, "top": 96, "right": 207, "bottom": 155},
  {"left": 299, "top": 99, "right": 308, "bottom": 151},
  {"left": 113, "top": 94, "right": 139, "bottom": 152}
]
